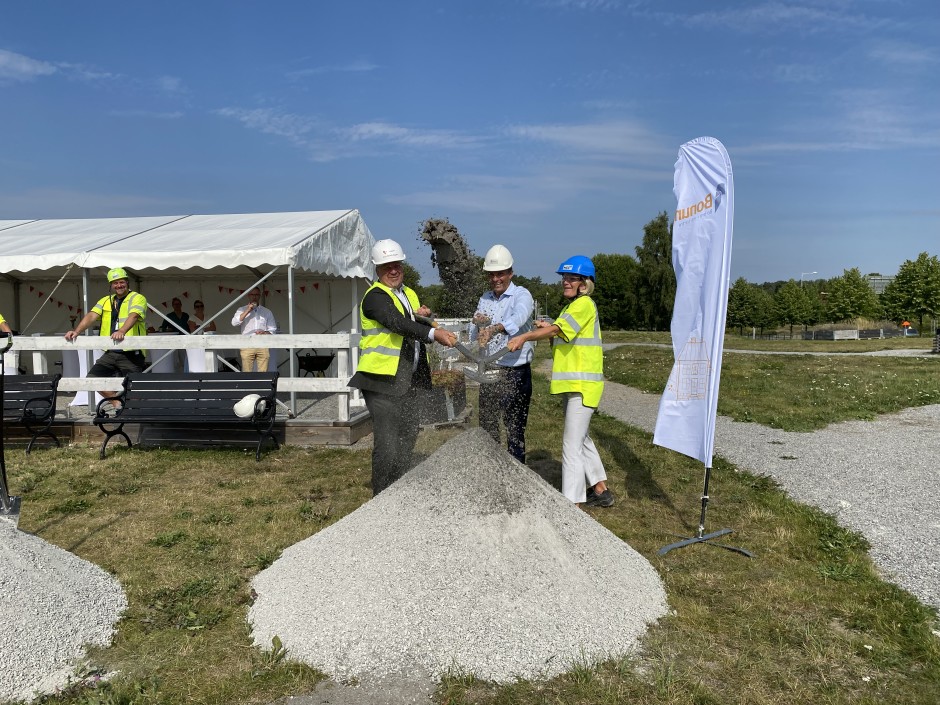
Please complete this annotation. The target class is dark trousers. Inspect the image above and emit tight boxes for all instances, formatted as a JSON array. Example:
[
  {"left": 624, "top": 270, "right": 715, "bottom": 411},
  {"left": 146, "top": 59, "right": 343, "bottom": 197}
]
[
  {"left": 479, "top": 364, "right": 532, "bottom": 463},
  {"left": 362, "top": 387, "right": 420, "bottom": 495}
]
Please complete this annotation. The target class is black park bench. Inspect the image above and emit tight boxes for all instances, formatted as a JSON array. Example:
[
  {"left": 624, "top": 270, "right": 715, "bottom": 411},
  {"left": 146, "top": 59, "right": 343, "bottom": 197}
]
[
  {"left": 1, "top": 373, "right": 62, "bottom": 454},
  {"left": 93, "top": 372, "right": 280, "bottom": 461}
]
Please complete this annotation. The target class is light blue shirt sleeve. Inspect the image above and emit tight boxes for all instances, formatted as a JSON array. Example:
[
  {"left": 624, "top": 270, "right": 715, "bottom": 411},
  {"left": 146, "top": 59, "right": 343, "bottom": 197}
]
[{"left": 470, "top": 282, "right": 534, "bottom": 366}]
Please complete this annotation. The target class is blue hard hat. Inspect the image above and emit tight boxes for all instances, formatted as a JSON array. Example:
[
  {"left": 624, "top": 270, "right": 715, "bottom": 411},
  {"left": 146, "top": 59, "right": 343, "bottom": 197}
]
[{"left": 556, "top": 255, "right": 595, "bottom": 281}]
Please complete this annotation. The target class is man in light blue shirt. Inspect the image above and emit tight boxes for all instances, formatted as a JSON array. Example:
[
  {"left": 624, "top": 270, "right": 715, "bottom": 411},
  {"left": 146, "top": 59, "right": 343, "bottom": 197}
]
[{"left": 469, "top": 245, "right": 534, "bottom": 463}]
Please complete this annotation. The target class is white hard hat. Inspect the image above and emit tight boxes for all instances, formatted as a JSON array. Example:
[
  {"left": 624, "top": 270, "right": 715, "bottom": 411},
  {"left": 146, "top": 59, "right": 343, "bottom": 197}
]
[
  {"left": 371, "top": 239, "right": 406, "bottom": 266},
  {"left": 234, "top": 393, "right": 266, "bottom": 418},
  {"left": 483, "top": 244, "right": 513, "bottom": 272}
]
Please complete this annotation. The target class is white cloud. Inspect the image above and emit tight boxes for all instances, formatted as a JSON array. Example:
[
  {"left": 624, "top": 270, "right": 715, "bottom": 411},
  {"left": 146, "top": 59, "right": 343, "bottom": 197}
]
[
  {"left": 156, "top": 75, "right": 185, "bottom": 93},
  {"left": 287, "top": 60, "right": 378, "bottom": 80},
  {"left": 505, "top": 119, "right": 669, "bottom": 160},
  {"left": 341, "top": 121, "right": 481, "bottom": 148},
  {"left": 58, "top": 63, "right": 123, "bottom": 83},
  {"left": 109, "top": 110, "right": 184, "bottom": 120},
  {"left": 644, "top": 2, "right": 895, "bottom": 35},
  {"left": 0, "top": 48, "right": 57, "bottom": 82},
  {"left": 215, "top": 106, "right": 484, "bottom": 160},
  {"left": 214, "top": 107, "right": 318, "bottom": 144},
  {"left": 385, "top": 161, "right": 668, "bottom": 215},
  {"left": 774, "top": 63, "right": 826, "bottom": 83},
  {"left": 0, "top": 188, "right": 197, "bottom": 218},
  {"left": 869, "top": 41, "right": 938, "bottom": 67}
]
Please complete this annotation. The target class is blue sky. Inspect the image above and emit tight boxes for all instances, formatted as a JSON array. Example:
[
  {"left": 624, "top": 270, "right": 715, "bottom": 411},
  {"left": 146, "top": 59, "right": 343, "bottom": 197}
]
[{"left": 1, "top": 0, "right": 937, "bottom": 286}]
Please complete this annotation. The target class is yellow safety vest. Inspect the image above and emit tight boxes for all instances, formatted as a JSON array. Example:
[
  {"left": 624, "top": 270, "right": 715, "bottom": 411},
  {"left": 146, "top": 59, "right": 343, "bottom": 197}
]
[
  {"left": 92, "top": 291, "right": 148, "bottom": 353},
  {"left": 358, "top": 282, "right": 425, "bottom": 377},
  {"left": 551, "top": 295, "right": 604, "bottom": 407}
]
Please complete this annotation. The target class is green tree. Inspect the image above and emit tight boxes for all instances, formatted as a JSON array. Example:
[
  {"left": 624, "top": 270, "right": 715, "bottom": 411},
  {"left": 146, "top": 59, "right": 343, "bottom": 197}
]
[
  {"left": 825, "top": 268, "right": 882, "bottom": 322},
  {"left": 880, "top": 252, "right": 940, "bottom": 331},
  {"left": 402, "top": 262, "right": 421, "bottom": 291},
  {"left": 634, "top": 212, "right": 676, "bottom": 330},
  {"left": 513, "top": 274, "right": 565, "bottom": 320},
  {"left": 727, "top": 277, "right": 753, "bottom": 334},
  {"left": 727, "top": 278, "right": 776, "bottom": 335},
  {"left": 773, "top": 280, "right": 814, "bottom": 336},
  {"left": 592, "top": 253, "right": 640, "bottom": 329}
]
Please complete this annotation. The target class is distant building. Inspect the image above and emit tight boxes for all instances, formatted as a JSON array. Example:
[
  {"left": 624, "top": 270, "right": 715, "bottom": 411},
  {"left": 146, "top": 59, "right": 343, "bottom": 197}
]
[{"left": 866, "top": 275, "right": 894, "bottom": 295}]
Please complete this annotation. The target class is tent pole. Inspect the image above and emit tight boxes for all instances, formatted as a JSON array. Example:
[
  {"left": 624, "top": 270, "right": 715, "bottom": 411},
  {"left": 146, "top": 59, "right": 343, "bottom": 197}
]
[
  {"left": 287, "top": 266, "right": 296, "bottom": 417},
  {"left": 82, "top": 268, "right": 94, "bottom": 415},
  {"left": 13, "top": 281, "right": 21, "bottom": 333},
  {"left": 349, "top": 280, "right": 360, "bottom": 408}
]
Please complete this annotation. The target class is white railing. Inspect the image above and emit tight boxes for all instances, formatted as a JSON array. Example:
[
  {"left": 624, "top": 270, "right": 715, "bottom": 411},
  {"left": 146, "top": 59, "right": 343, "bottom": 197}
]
[{"left": 6, "top": 333, "right": 363, "bottom": 422}]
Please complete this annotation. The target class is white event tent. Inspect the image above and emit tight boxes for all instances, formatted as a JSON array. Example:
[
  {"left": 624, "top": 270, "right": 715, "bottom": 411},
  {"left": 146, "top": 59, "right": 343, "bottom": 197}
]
[
  {"left": 0, "top": 210, "right": 376, "bottom": 340},
  {"left": 0, "top": 211, "right": 377, "bottom": 419}
]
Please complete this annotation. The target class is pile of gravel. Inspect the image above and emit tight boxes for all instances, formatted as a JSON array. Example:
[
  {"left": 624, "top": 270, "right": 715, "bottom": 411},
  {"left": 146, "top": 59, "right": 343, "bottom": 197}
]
[
  {"left": 0, "top": 522, "right": 127, "bottom": 703},
  {"left": 249, "top": 428, "right": 668, "bottom": 683},
  {"left": 598, "top": 369, "right": 940, "bottom": 613}
]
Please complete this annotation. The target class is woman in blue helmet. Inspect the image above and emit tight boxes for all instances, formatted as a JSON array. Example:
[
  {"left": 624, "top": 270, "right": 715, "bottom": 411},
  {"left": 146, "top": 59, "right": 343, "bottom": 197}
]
[{"left": 507, "top": 255, "right": 613, "bottom": 507}]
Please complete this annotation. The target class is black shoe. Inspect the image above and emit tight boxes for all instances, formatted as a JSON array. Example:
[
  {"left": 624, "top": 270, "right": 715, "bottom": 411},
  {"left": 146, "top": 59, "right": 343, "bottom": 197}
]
[{"left": 585, "top": 489, "right": 614, "bottom": 508}]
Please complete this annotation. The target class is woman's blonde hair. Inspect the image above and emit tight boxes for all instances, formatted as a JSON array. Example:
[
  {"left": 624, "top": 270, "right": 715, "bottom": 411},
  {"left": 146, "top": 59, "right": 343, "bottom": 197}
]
[{"left": 579, "top": 279, "right": 595, "bottom": 296}]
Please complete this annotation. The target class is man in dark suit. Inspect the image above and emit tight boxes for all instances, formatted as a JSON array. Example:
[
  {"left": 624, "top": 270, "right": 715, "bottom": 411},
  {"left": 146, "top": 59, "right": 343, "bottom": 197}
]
[{"left": 349, "top": 239, "right": 458, "bottom": 494}]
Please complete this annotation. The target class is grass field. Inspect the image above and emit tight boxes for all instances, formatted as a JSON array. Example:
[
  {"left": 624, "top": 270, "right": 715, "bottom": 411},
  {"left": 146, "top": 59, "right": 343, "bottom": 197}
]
[
  {"left": 5, "top": 339, "right": 940, "bottom": 705},
  {"left": 604, "top": 344, "right": 940, "bottom": 432}
]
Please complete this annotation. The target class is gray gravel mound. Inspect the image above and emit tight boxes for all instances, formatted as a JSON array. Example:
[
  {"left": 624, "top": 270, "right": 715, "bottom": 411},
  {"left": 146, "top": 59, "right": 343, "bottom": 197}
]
[
  {"left": 249, "top": 428, "right": 668, "bottom": 683},
  {"left": 0, "top": 523, "right": 127, "bottom": 703},
  {"left": 597, "top": 373, "right": 940, "bottom": 613}
]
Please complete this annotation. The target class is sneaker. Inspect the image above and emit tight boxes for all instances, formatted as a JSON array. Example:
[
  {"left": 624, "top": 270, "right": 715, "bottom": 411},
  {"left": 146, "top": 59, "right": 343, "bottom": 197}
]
[{"left": 585, "top": 489, "right": 614, "bottom": 508}]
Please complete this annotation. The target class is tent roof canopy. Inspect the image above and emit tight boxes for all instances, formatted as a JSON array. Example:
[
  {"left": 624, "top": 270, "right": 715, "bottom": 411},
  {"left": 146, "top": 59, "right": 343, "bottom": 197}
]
[{"left": 0, "top": 210, "right": 376, "bottom": 281}]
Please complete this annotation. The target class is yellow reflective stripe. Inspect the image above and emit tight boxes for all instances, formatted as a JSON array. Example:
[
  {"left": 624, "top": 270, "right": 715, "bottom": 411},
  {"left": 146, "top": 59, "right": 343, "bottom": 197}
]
[{"left": 361, "top": 328, "right": 391, "bottom": 336}]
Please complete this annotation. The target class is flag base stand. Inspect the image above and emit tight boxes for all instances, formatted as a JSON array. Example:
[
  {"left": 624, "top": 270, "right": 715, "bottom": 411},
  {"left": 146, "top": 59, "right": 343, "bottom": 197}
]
[
  {"left": 658, "top": 527, "right": 753, "bottom": 557},
  {"left": 658, "top": 466, "right": 753, "bottom": 558}
]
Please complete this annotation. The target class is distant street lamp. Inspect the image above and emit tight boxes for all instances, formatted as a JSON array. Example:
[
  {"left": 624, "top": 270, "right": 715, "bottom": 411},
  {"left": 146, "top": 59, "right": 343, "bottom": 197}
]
[{"left": 800, "top": 271, "right": 817, "bottom": 288}]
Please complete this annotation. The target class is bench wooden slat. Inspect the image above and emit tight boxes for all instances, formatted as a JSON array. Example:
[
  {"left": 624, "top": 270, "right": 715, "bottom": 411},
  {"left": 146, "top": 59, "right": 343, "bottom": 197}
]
[
  {"left": 92, "top": 371, "right": 279, "bottom": 461},
  {"left": 1, "top": 373, "right": 62, "bottom": 454}
]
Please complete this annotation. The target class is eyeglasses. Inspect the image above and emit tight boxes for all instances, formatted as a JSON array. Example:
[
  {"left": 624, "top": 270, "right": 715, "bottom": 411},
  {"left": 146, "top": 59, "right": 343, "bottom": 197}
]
[{"left": 561, "top": 275, "right": 583, "bottom": 283}]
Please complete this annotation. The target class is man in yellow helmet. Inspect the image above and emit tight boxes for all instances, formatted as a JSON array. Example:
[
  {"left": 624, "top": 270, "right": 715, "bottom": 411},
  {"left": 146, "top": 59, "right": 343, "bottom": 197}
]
[
  {"left": 64, "top": 267, "right": 148, "bottom": 409},
  {"left": 349, "top": 239, "right": 458, "bottom": 494}
]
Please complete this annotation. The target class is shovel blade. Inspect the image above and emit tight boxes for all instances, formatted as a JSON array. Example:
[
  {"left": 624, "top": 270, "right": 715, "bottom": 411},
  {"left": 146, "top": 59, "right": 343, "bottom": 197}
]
[{"left": 0, "top": 496, "right": 21, "bottom": 529}]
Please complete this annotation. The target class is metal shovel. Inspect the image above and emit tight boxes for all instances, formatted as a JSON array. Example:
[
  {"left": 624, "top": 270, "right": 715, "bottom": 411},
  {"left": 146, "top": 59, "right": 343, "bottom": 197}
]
[
  {"left": 0, "top": 334, "right": 21, "bottom": 527},
  {"left": 454, "top": 342, "right": 511, "bottom": 384},
  {"left": 416, "top": 314, "right": 511, "bottom": 383}
]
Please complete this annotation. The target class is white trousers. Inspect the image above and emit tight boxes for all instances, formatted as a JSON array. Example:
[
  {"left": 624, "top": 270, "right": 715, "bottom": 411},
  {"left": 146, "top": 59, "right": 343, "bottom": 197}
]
[{"left": 561, "top": 392, "right": 607, "bottom": 503}]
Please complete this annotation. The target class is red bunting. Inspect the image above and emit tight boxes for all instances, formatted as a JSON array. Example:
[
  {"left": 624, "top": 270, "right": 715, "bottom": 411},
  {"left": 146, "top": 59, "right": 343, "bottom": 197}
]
[
  {"left": 313, "top": 282, "right": 320, "bottom": 290},
  {"left": 300, "top": 285, "right": 306, "bottom": 293}
]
